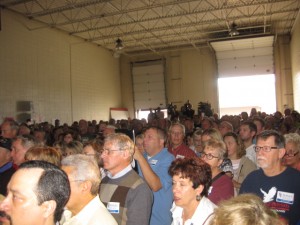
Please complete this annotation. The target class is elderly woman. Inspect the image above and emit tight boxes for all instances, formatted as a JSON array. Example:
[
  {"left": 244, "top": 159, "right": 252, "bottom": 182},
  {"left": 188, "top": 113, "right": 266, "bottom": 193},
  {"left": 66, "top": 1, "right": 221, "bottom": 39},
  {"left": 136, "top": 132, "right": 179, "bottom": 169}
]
[
  {"left": 201, "top": 139, "right": 234, "bottom": 205},
  {"left": 201, "top": 128, "right": 233, "bottom": 177},
  {"left": 282, "top": 133, "right": 300, "bottom": 171},
  {"left": 223, "top": 132, "right": 257, "bottom": 194},
  {"left": 169, "top": 157, "right": 216, "bottom": 225}
]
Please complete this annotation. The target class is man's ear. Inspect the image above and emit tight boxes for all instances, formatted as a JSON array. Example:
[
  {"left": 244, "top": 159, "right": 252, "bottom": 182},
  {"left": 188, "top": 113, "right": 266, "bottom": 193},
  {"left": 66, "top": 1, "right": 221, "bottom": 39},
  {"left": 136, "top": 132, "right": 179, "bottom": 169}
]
[
  {"left": 42, "top": 200, "right": 56, "bottom": 218},
  {"left": 81, "top": 180, "right": 92, "bottom": 193},
  {"left": 278, "top": 147, "right": 286, "bottom": 159}
]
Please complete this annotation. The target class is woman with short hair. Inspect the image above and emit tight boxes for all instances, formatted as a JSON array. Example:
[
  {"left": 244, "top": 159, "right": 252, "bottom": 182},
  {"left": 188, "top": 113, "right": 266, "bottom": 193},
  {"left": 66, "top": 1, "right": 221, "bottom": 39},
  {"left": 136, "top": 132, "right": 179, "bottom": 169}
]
[{"left": 169, "top": 157, "right": 216, "bottom": 225}]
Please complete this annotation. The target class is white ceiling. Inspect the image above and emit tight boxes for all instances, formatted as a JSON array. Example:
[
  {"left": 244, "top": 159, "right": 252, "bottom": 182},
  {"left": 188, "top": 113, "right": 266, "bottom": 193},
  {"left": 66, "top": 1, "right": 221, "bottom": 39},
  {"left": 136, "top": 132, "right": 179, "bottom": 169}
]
[{"left": 1, "top": 0, "right": 299, "bottom": 56}]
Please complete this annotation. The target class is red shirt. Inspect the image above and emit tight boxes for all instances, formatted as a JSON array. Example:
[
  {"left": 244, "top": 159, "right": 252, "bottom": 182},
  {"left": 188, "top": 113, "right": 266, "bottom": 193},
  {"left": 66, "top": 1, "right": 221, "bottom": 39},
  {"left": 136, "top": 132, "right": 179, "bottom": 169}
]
[
  {"left": 208, "top": 172, "right": 234, "bottom": 205},
  {"left": 168, "top": 143, "right": 197, "bottom": 158}
]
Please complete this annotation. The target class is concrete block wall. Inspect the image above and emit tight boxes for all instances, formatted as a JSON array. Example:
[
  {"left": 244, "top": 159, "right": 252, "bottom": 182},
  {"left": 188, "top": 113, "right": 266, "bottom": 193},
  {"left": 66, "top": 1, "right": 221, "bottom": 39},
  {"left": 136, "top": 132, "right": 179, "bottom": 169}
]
[{"left": 0, "top": 10, "right": 121, "bottom": 124}]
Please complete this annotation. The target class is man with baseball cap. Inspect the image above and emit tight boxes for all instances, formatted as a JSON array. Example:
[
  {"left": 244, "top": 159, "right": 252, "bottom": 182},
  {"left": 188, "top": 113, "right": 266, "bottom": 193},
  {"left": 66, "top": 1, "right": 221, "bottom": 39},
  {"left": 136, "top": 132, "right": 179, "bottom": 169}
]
[{"left": 0, "top": 137, "right": 15, "bottom": 196}]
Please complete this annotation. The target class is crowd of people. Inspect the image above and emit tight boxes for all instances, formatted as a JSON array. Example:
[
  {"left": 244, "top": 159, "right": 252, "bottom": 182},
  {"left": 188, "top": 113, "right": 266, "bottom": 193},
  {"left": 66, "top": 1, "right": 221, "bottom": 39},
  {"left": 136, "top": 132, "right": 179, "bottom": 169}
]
[{"left": 0, "top": 107, "right": 300, "bottom": 225}]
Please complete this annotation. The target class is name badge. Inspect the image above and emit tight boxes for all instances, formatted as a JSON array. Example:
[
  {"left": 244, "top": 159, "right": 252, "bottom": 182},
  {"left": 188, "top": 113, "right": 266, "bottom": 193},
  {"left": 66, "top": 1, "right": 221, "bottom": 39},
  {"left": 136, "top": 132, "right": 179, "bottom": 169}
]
[
  {"left": 176, "top": 155, "right": 185, "bottom": 159},
  {"left": 276, "top": 191, "right": 294, "bottom": 204},
  {"left": 150, "top": 159, "right": 158, "bottom": 165},
  {"left": 208, "top": 186, "right": 213, "bottom": 195},
  {"left": 107, "top": 202, "right": 120, "bottom": 214}
]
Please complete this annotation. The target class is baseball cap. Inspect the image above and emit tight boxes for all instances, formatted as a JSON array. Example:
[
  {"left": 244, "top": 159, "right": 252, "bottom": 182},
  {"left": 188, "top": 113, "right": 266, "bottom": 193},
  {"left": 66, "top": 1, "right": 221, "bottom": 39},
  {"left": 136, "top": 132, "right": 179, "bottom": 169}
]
[{"left": 0, "top": 137, "right": 12, "bottom": 151}]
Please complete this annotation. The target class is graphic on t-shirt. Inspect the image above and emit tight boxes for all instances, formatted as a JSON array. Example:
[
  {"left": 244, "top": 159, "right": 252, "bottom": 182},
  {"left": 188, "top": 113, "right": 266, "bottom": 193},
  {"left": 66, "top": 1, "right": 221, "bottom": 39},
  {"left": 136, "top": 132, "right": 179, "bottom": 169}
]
[{"left": 260, "top": 187, "right": 277, "bottom": 203}]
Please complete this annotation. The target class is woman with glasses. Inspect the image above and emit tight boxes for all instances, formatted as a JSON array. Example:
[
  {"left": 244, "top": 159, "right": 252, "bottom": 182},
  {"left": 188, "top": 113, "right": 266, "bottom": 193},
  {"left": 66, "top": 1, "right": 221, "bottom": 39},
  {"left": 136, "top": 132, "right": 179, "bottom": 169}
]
[
  {"left": 169, "top": 157, "right": 216, "bottom": 225},
  {"left": 201, "top": 128, "right": 234, "bottom": 178},
  {"left": 83, "top": 139, "right": 104, "bottom": 167},
  {"left": 223, "top": 132, "right": 257, "bottom": 194},
  {"left": 201, "top": 139, "right": 234, "bottom": 205},
  {"left": 282, "top": 133, "right": 300, "bottom": 171}
]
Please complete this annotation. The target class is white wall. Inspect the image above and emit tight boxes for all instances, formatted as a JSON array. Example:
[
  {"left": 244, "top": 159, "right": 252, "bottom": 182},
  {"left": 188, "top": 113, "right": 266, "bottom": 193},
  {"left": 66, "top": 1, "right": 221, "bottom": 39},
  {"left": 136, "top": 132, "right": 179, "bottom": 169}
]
[
  {"left": 291, "top": 13, "right": 300, "bottom": 111},
  {"left": 0, "top": 10, "right": 121, "bottom": 124}
]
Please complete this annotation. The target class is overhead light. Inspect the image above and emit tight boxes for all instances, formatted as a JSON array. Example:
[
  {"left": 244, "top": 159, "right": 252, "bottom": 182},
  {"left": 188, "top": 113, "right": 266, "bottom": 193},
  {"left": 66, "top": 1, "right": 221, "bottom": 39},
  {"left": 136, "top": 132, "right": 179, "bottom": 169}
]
[
  {"left": 115, "top": 38, "right": 124, "bottom": 50},
  {"left": 229, "top": 22, "right": 239, "bottom": 37}
]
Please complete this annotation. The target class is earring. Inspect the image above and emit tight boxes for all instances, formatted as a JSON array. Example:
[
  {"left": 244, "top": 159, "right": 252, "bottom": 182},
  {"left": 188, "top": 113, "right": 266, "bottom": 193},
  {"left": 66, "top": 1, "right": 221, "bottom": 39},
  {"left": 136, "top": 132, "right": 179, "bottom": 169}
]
[{"left": 196, "top": 195, "right": 201, "bottom": 201}]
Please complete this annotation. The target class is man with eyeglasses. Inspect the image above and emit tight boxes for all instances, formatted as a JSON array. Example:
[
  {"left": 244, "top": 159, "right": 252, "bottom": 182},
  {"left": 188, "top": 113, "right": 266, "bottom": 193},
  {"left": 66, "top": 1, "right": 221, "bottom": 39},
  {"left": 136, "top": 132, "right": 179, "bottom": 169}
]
[
  {"left": 99, "top": 133, "right": 153, "bottom": 225},
  {"left": 240, "top": 130, "right": 300, "bottom": 225}
]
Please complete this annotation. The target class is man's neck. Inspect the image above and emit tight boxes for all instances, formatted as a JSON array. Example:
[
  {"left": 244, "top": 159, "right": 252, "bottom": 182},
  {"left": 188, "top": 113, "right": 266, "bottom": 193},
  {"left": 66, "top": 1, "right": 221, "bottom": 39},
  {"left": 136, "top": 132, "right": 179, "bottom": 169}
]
[
  {"left": 71, "top": 195, "right": 95, "bottom": 216},
  {"left": 263, "top": 164, "right": 286, "bottom": 177},
  {"left": 171, "top": 142, "right": 183, "bottom": 149}
]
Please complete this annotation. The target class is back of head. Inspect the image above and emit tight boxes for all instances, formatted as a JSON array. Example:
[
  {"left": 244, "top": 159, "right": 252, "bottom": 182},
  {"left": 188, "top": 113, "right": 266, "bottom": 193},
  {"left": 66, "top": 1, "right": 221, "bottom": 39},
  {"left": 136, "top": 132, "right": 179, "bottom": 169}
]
[
  {"left": 209, "top": 194, "right": 282, "bottom": 225},
  {"left": 19, "top": 160, "right": 70, "bottom": 223},
  {"left": 61, "top": 154, "right": 100, "bottom": 195},
  {"left": 25, "top": 146, "right": 62, "bottom": 166}
]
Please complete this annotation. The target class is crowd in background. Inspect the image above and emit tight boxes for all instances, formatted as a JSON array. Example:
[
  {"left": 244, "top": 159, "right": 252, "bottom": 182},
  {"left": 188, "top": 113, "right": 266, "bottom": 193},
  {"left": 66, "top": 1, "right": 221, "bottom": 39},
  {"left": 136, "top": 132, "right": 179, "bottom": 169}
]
[
  {"left": 2, "top": 107, "right": 300, "bottom": 150},
  {"left": 0, "top": 107, "right": 300, "bottom": 225}
]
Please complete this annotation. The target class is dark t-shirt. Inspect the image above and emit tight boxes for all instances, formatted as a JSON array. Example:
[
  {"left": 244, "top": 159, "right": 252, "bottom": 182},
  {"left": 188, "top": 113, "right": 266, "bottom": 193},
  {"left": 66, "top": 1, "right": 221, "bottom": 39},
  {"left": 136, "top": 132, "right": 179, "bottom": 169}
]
[{"left": 240, "top": 167, "right": 300, "bottom": 225}]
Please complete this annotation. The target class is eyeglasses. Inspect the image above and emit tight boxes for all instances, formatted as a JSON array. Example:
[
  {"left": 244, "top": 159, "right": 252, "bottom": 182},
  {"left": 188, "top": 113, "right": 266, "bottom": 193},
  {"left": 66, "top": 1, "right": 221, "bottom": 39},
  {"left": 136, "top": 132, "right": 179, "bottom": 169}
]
[
  {"left": 102, "top": 148, "right": 125, "bottom": 155},
  {"left": 200, "top": 152, "right": 219, "bottom": 160},
  {"left": 254, "top": 146, "right": 278, "bottom": 153},
  {"left": 284, "top": 151, "right": 299, "bottom": 157}
]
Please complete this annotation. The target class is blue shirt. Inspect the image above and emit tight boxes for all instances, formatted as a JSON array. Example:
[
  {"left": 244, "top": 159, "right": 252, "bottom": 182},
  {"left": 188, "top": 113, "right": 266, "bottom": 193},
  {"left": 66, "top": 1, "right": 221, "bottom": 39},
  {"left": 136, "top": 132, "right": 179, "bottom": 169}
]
[
  {"left": 240, "top": 167, "right": 300, "bottom": 225},
  {"left": 138, "top": 148, "right": 175, "bottom": 225}
]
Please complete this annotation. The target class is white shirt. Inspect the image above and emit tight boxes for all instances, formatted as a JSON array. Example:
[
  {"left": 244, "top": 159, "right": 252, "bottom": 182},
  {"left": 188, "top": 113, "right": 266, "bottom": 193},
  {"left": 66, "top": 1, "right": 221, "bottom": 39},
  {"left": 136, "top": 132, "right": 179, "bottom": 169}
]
[
  {"left": 61, "top": 195, "right": 117, "bottom": 225},
  {"left": 171, "top": 196, "right": 216, "bottom": 225}
]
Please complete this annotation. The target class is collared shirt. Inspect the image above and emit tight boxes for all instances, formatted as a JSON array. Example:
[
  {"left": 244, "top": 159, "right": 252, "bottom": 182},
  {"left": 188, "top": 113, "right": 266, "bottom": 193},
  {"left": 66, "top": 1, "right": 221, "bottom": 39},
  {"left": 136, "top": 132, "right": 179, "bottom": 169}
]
[
  {"left": 139, "top": 148, "right": 175, "bottom": 225},
  {"left": 168, "top": 143, "right": 197, "bottom": 159},
  {"left": 106, "top": 164, "right": 132, "bottom": 179},
  {"left": 61, "top": 195, "right": 117, "bottom": 225},
  {"left": 171, "top": 196, "right": 216, "bottom": 225}
]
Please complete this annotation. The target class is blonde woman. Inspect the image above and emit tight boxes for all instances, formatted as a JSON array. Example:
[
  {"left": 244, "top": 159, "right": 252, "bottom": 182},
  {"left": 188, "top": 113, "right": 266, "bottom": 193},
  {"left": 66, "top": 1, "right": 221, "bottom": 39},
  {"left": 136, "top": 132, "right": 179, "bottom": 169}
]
[
  {"left": 201, "top": 139, "right": 234, "bottom": 205},
  {"left": 209, "top": 194, "right": 283, "bottom": 225}
]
